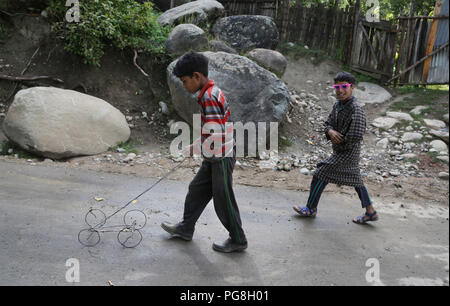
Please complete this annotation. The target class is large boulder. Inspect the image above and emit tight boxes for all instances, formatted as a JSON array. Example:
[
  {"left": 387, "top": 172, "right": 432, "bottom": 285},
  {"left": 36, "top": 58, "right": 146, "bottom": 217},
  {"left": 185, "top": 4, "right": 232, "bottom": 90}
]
[
  {"left": 353, "top": 82, "right": 392, "bottom": 104},
  {"left": 157, "top": 0, "right": 225, "bottom": 27},
  {"left": 211, "top": 15, "right": 279, "bottom": 52},
  {"left": 167, "top": 51, "right": 290, "bottom": 125},
  {"left": 208, "top": 40, "right": 237, "bottom": 54},
  {"left": 2, "top": 87, "right": 130, "bottom": 159},
  {"left": 165, "top": 24, "right": 208, "bottom": 56},
  {"left": 247, "top": 48, "right": 287, "bottom": 77}
]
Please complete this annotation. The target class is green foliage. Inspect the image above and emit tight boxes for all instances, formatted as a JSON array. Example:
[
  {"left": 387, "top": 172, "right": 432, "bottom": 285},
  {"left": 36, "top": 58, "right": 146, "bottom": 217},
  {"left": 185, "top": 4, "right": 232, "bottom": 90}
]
[
  {"left": 0, "top": 140, "right": 37, "bottom": 159},
  {"left": 278, "top": 42, "right": 329, "bottom": 66},
  {"left": 341, "top": 64, "right": 379, "bottom": 84},
  {"left": 109, "top": 140, "right": 138, "bottom": 154},
  {"left": 279, "top": 135, "right": 293, "bottom": 149},
  {"left": 48, "top": 0, "right": 172, "bottom": 67},
  {"left": 0, "top": 23, "right": 8, "bottom": 39},
  {"left": 289, "top": 1, "right": 437, "bottom": 21}
]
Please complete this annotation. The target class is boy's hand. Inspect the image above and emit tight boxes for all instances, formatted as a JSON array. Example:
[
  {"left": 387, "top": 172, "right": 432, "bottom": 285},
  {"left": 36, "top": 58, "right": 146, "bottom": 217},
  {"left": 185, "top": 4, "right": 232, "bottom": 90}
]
[{"left": 328, "top": 129, "right": 344, "bottom": 144}]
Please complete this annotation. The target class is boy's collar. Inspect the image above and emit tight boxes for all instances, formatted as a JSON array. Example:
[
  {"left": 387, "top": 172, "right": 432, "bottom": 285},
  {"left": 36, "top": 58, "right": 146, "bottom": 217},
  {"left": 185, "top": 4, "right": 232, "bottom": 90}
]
[
  {"left": 197, "top": 79, "right": 214, "bottom": 100},
  {"left": 339, "top": 96, "right": 354, "bottom": 106}
]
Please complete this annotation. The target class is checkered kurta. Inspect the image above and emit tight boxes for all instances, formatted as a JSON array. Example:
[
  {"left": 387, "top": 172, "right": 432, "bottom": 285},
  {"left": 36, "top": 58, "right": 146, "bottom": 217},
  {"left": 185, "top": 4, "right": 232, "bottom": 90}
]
[{"left": 314, "top": 96, "right": 367, "bottom": 187}]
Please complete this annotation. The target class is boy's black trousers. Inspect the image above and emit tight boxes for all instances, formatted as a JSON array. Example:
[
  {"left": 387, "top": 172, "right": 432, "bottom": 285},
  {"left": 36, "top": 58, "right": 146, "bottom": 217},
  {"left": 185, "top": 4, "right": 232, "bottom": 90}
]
[{"left": 178, "top": 155, "right": 247, "bottom": 244}]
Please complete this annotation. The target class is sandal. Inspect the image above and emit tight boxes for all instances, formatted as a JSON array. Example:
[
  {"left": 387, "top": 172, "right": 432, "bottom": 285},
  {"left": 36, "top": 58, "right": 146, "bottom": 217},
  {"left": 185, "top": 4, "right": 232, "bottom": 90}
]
[
  {"left": 293, "top": 206, "right": 317, "bottom": 217},
  {"left": 353, "top": 210, "right": 379, "bottom": 224}
]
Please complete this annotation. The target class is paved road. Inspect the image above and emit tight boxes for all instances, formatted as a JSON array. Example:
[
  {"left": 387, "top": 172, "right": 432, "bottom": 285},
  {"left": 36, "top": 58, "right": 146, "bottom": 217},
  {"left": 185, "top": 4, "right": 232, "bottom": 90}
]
[{"left": 0, "top": 160, "right": 448, "bottom": 286}]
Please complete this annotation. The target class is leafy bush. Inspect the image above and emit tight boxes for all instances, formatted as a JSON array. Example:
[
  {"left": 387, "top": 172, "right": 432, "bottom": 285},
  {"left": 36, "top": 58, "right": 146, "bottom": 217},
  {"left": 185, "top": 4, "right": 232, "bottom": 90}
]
[{"left": 48, "top": 0, "right": 172, "bottom": 67}]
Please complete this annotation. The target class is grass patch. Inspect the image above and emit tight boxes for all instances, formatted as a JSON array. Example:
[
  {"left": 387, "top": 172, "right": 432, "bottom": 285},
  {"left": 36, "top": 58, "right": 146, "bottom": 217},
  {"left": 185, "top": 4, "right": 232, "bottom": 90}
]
[
  {"left": 109, "top": 140, "right": 138, "bottom": 154},
  {"left": 0, "top": 23, "right": 8, "bottom": 37},
  {"left": 279, "top": 135, "right": 292, "bottom": 149},
  {"left": 427, "top": 151, "right": 440, "bottom": 163},
  {"left": 278, "top": 42, "right": 329, "bottom": 66},
  {"left": 341, "top": 65, "right": 380, "bottom": 84},
  {"left": 389, "top": 87, "right": 448, "bottom": 120},
  {"left": 404, "top": 157, "right": 419, "bottom": 164},
  {"left": 0, "top": 140, "right": 39, "bottom": 159}
]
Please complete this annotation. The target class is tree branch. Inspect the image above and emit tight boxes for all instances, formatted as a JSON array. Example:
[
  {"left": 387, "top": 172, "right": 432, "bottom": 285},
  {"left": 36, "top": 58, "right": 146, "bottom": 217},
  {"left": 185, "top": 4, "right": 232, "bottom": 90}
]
[
  {"left": 0, "top": 75, "right": 64, "bottom": 83},
  {"left": 133, "top": 49, "right": 149, "bottom": 77}
]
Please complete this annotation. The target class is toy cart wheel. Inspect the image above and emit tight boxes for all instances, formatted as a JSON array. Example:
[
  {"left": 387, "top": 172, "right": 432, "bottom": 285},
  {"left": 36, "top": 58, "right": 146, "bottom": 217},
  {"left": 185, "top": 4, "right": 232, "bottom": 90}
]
[
  {"left": 84, "top": 208, "right": 106, "bottom": 229},
  {"left": 117, "top": 227, "right": 143, "bottom": 248},
  {"left": 123, "top": 209, "right": 147, "bottom": 230},
  {"left": 78, "top": 228, "right": 101, "bottom": 247}
]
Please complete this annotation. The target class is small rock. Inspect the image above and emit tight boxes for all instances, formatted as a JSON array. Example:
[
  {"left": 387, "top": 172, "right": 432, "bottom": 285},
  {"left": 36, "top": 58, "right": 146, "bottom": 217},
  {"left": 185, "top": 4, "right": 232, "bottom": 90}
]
[
  {"left": 388, "top": 137, "right": 399, "bottom": 143},
  {"left": 300, "top": 168, "right": 310, "bottom": 175},
  {"left": 410, "top": 106, "right": 428, "bottom": 115},
  {"left": 430, "top": 140, "right": 448, "bottom": 153},
  {"left": 437, "top": 156, "right": 449, "bottom": 164},
  {"left": 424, "top": 119, "right": 446, "bottom": 130},
  {"left": 372, "top": 117, "right": 399, "bottom": 130},
  {"left": 386, "top": 111, "right": 414, "bottom": 122},
  {"left": 438, "top": 172, "right": 449, "bottom": 180},
  {"left": 376, "top": 138, "right": 389, "bottom": 149},
  {"left": 443, "top": 114, "right": 449, "bottom": 124},
  {"left": 401, "top": 132, "right": 423, "bottom": 142},
  {"left": 389, "top": 170, "right": 400, "bottom": 177},
  {"left": 388, "top": 150, "right": 401, "bottom": 156},
  {"left": 401, "top": 153, "right": 417, "bottom": 160},
  {"left": 429, "top": 129, "right": 449, "bottom": 144}
]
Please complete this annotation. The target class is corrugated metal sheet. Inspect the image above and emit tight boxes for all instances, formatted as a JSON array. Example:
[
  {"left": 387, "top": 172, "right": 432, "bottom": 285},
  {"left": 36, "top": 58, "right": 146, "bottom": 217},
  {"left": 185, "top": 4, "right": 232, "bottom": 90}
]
[{"left": 428, "top": 0, "right": 449, "bottom": 84}]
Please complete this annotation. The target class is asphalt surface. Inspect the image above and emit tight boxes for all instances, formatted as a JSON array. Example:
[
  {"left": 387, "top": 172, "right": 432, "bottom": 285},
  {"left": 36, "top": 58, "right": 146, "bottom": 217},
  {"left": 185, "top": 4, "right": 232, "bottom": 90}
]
[{"left": 0, "top": 160, "right": 448, "bottom": 286}]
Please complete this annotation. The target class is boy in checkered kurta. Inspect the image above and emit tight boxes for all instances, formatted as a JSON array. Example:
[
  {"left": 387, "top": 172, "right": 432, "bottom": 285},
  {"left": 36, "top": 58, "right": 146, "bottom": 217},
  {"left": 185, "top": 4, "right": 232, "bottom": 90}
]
[{"left": 293, "top": 72, "right": 379, "bottom": 224}]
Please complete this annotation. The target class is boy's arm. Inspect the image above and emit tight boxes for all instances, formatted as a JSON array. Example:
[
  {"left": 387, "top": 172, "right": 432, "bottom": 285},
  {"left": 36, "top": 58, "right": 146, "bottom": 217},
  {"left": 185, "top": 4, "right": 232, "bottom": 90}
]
[
  {"left": 324, "top": 105, "right": 336, "bottom": 141},
  {"left": 343, "top": 107, "right": 366, "bottom": 145}
]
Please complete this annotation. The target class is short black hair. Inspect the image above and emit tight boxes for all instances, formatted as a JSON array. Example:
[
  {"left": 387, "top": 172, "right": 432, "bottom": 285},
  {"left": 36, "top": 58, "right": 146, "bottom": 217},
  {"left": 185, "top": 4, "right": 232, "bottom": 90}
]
[
  {"left": 173, "top": 52, "right": 209, "bottom": 78},
  {"left": 334, "top": 71, "right": 356, "bottom": 85}
]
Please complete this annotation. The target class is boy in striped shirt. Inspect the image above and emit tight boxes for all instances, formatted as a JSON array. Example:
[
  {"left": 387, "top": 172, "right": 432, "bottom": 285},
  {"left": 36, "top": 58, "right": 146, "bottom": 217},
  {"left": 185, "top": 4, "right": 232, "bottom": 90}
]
[{"left": 161, "top": 52, "right": 248, "bottom": 253}]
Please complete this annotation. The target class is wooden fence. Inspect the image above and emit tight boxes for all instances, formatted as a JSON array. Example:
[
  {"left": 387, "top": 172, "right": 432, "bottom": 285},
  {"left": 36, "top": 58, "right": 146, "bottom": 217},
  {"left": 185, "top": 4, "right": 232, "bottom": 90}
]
[
  {"left": 350, "top": 18, "right": 397, "bottom": 82},
  {"left": 283, "top": 1, "right": 356, "bottom": 64},
  {"left": 390, "top": 0, "right": 449, "bottom": 85},
  {"left": 220, "top": 0, "right": 357, "bottom": 64},
  {"left": 217, "top": 0, "right": 449, "bottom": 86}
]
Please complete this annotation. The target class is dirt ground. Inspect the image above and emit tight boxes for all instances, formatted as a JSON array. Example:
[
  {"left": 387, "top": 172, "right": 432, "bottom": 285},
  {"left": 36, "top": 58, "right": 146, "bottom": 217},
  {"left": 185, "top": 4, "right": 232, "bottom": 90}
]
[{"left": 0, "top": 14, "right": 449, "bottom": 209}]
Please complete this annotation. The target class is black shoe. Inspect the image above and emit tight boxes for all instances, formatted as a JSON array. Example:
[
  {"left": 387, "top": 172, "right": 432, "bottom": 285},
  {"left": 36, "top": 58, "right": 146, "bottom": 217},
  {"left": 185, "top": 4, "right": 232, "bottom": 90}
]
[
  {"left": 212, "top": 238, "right": 248, "bottom": 253},
  {"left": 161, "top": 222, "right": 193, "bottom": 241}
]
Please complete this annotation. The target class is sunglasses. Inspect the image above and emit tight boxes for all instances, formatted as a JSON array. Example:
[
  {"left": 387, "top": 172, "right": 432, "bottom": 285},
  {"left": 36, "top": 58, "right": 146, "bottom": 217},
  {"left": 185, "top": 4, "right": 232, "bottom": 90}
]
[{"left": 333, "top": 84, "right": 353, "bottom": 90}]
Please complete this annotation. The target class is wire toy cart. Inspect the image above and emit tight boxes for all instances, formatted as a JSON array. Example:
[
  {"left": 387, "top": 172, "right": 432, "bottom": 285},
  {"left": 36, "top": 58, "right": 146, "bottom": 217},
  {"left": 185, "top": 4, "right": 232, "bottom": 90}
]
[{"left": 77, "top": 158, "right": 185, "bottom": 248}]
